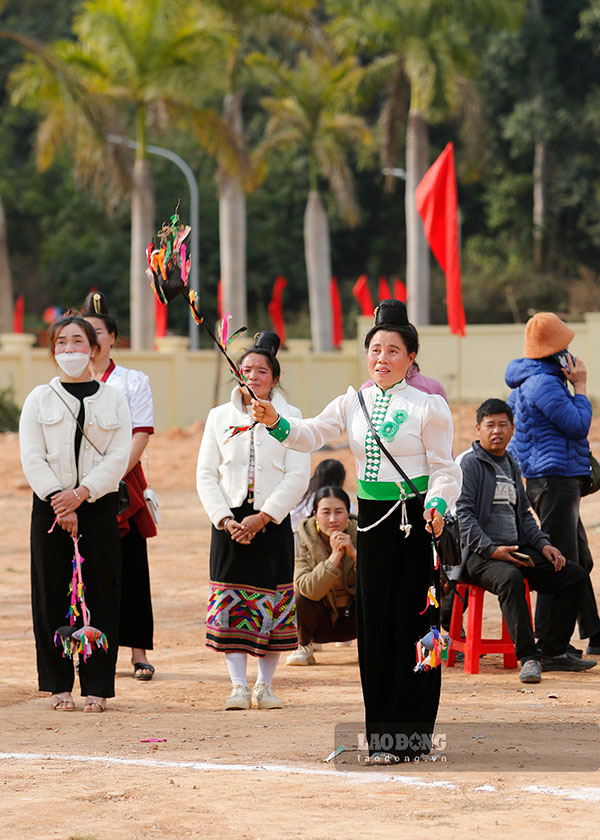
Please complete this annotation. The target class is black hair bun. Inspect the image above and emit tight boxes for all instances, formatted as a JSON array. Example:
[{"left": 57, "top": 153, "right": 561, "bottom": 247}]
[
  {"left": 374, "top": 299, "right": 409, "bottom": 328},
  {"left": 82, "top": 291, "right": 111, "bottom": 317},
  {"left": 253, "top": 330, "right": 280, "bottom": 356}
]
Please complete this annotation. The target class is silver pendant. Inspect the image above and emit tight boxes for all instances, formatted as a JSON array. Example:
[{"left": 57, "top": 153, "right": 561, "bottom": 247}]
[{"left": 399, "top": 497, "right": 412, "bottom": 538}]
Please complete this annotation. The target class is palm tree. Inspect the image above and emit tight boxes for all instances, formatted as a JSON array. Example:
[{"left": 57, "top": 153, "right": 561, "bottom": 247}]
[
  {"left": 7, "top": 0, "right": 230, "bottom": 348},
  {"left": 250, "top": 50, "right": 369, "bottom": 351},
  {"left": 203, "top": 0, "right": 315, "bottom": 333},
  {"left": 330, "top": 0, "right": 522, "bottom": 325}
]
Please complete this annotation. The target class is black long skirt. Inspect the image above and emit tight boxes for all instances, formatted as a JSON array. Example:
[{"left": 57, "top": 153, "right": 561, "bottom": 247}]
[
  {"left": 206, "top": 499, "right": 297, "bottom": 656},
  {"left": 356, "top": 497, "right": 441, "bottom": 760},
  {"left": 30, "top": 493, "right": 121, "bottom": 698},
  {"left": 119, "top": 519, "right": 154, "bottom": 650}
]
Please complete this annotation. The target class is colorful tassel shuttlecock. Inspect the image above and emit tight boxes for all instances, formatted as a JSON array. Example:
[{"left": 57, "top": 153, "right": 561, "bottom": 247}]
[
  {"left": 50, "top": 528, "right": 108, "bottom": 663},
  {"left": 146, "top": 205, "right": 191, "bottom": 307},
  {"left": 144, "top": 205, "right": 259, "bottom": 415},
  {"left": 414, "top": 626, "right": 450, "bottom": 672}
]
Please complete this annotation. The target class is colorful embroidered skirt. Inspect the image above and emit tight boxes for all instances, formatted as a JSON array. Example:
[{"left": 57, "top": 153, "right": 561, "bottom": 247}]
[{"left": 206, "top": 500, "right": 297, "bottom": 656}]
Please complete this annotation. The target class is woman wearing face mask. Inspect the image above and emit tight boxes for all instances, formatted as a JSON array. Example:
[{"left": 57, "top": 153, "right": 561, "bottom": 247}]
[
  {"left": 81, "top": 291, "right": 158, "bottom": 682},
  {"left": 19, "top": 314, "right": 130, "bottom": 712},
  {"left": 251, "top": 301, "right": 461, "bottom": 763},
  {"left": 196, "top": 331, "right": 310, "bottom": 711},
  {"left": 287, "top": 486, "right": 357, "bottom": 666}
]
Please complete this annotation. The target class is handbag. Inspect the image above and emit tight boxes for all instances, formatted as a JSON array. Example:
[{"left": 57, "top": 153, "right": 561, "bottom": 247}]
[
  {"left": 49, "top": 384, "right": 130, "bottom": 515},
  {"left": 143, "top": 451, "right": 160, "bottom": 525},
  {"left": 116, "top": 480, "right": 130, "bottom": 516},
  {"left": 581, "top": 450, "right": 600, "bottom": 497},
  {"left": 357, "top": 390, "right": 461, "bottom": 566}
]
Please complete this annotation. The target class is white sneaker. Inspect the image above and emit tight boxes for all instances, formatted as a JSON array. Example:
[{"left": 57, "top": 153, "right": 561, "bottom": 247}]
[
  {"left": 224, "top": 684, "right": 251, "bottom": 710},
  {"left": 286, "top": 644, "right": 316, "bottom": 666},
  {"left": 252, "top": 682, "right": 283, "bottom": 709}
]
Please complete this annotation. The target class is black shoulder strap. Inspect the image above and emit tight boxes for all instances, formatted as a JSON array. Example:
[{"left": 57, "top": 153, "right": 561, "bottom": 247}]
[
  {"left": 357, "top": 389, "right": 425, "bottom": 507},
  {"left": 357, "top": 390, "right": 462, "bottom": 599},
  {"left": 49, "top": 384, "right": 105, "bottom": 456}
]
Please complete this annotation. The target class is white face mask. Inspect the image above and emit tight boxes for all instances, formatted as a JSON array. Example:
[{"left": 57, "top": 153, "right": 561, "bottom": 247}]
[{"left": 54, "top": 352, "right": 91, "bottom": 378}]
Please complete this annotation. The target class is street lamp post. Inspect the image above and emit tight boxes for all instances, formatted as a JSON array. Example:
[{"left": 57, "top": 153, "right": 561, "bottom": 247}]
[
  {"left": 381, "top": 167, "right": 406, "bottom": 180},
  {"left": 107, "top": 135, "right": 200, "bottom": 349}
]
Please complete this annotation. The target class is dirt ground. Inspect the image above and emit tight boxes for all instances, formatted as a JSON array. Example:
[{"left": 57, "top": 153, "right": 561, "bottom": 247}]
[{"left": 0, "top": 405, "right": 599, "bottom": 840}]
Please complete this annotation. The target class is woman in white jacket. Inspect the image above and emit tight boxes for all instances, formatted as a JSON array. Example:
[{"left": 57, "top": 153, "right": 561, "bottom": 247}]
[
  {"left": 19, "top": 315, "right": 131, "bottom": 713},
  {"left": 251, "top": 301, "right": 462, "bottom": 762},
  {"left": 196, "top": 331, "right": 310, "bottom": 711}
]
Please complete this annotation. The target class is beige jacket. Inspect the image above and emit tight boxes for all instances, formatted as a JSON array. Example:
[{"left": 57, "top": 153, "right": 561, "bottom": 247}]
[
  {"left": 294, "top": 515, "right": 357, "bottom": 624},
  {"left": 19, "top": 377, "right": 131, "bottom": 502}
]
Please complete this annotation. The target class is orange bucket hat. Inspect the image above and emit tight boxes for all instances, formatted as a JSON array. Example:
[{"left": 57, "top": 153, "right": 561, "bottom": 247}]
[{"left": 524, "top": 312, "right": 575, "bottom": 359}]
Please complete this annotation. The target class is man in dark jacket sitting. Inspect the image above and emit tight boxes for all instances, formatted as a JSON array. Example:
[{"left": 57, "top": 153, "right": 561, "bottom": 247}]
[{"left": 456, "top": 398, "right": 596, "bottom": 683}]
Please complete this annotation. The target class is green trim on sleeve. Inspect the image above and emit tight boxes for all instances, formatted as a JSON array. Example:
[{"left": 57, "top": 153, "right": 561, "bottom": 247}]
[
  {"left": 425, "top": 496, "right": 447, "bottom": 516},
  {"left": 267, "top": 415, "right": 290, "bottom": 442}
]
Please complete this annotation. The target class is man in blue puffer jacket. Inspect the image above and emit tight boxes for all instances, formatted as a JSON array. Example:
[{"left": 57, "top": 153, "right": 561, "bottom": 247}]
[{"left": 505, "top": 312, "right": 600, "bottom": 656}]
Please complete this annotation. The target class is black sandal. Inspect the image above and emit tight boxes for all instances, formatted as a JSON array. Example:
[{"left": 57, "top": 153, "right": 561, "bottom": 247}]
[{"left": 133, "top": 662, "right": 155, "bottom": 681}]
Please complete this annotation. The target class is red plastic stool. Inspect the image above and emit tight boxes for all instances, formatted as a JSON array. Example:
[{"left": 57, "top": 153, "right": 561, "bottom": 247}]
[{"left": 445, "top": 581, "right": 533, "bottom": 674}]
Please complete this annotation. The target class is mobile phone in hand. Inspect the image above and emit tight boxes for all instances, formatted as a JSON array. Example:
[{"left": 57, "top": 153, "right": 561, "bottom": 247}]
[
  {"left": 511, "top": 551, "right": 534, "bottom": 567},
  {"left": 555, "top": 350, "right": 575, "bottom": 369}
]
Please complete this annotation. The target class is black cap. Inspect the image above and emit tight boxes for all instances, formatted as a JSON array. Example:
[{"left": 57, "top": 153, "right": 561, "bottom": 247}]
[
  {"left": 374, "top": 299, "right": 409, "bottom": 327},
  {"left": 253, "top": 330, "right": 280, "bottom": 356}
]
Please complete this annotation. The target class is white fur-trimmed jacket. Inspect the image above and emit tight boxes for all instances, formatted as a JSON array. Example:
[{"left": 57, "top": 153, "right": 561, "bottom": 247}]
[
  {"left": 196, "top": 387, "right": 310, "bottom": 527},
  {"left": 19, "top": 376, "right": 131, "bottom": 502}
]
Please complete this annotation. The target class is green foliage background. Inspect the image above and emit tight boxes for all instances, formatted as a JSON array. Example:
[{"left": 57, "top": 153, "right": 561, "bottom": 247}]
[{"left": 1, "top": 0, "right": 600, "bottom": 343}]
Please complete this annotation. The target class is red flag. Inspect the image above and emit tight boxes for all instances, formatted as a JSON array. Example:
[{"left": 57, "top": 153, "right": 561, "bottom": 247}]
[
  {"left": 378, "top": 276, "right": 392, "bottom": 302},
  {"left": 415, "top": 142, "right": 466, "bottom": 336},
  {"left": 12, "top": 295, "right": 24, "bottom": 333},
  {"left": 330, "top": 276, "right": 343, "bottom": 348},
  {"left": 393, "top": 279, "right": 407, "bottom": 303},
  {"left": 268, "top": 275, "right": 287, "bottom": 345},
  {"left": 154, "top": 296, "right": 167, "bottom": 340},
  {"left": 352, "top": 274, "right": 374, "bottom": 316}
]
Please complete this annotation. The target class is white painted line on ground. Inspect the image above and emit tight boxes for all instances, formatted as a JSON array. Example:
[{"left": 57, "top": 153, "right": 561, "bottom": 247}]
[
  {"left": 523, "top": 785, "right": 600, "bottom": 803},
  {"left": 0, "top": 751, "right": 454, "bottom": 789},
  {"left": 3, "top": 753, "right": 599, "bottom": 801}
]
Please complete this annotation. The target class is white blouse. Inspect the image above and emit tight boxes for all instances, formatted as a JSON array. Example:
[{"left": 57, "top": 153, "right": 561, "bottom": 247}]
[
  {"left": 276, "top": 381, "right": 461, "bottom": 513},
  {"left": 103, "top": 362, "right": 154, "bottom": 434}
]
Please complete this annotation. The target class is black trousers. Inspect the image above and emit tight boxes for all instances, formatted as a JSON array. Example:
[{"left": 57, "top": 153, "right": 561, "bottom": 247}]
[
  {"left": 119, "top": 519, "right": 154, "bottom": 650},
  {"left": 526, "top": 476, "right": 600, "bottom": 641},
  {"left": 295, "top": 592, "right": 356, "bottom": 646},
  {"left": 30, "top": 494, "right": 121, "bottom": 698},
  {"left": 465, "top": 545, "right": 587, "bottom": 661},
  {"left": 357, "top": 498, "right": 440, "bottom": 760}
]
